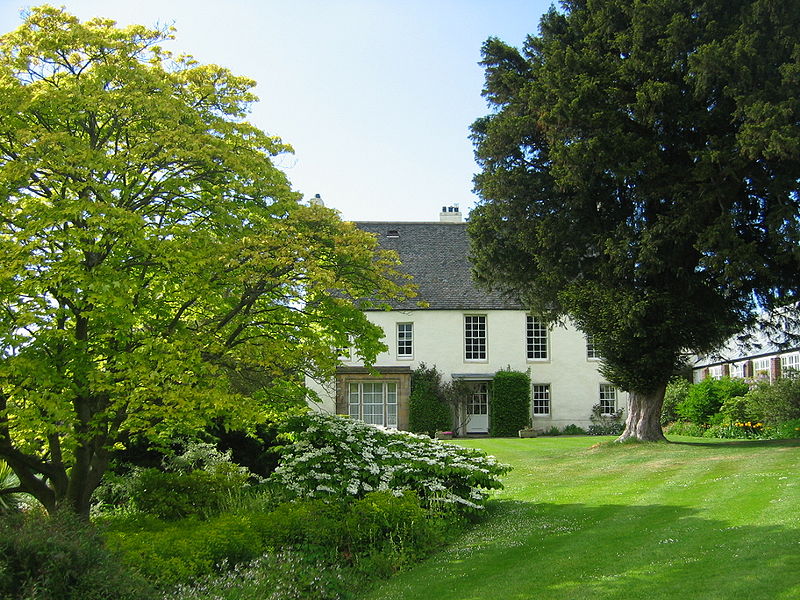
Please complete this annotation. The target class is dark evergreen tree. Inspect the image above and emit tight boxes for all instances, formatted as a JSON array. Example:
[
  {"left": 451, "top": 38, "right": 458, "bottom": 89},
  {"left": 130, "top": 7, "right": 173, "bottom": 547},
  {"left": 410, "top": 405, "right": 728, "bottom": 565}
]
[{"left": 470, "top": 0, "right": 800, "bottom": 441}]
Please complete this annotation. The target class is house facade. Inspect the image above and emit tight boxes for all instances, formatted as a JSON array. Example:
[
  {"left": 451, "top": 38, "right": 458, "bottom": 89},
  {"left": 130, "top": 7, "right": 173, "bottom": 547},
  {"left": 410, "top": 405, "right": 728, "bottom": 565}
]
[
  {"left": 307, "top": 207, "right": 627, "bottom": 434},
  {"left": 692, "top": 337, "right": 800, "bottom": 383}
]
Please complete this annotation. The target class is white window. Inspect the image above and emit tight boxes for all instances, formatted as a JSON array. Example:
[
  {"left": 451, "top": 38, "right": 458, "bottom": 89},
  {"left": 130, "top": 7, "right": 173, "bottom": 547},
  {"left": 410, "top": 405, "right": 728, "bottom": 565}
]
[
  {"left": 397, "top": 323, "right": 413, "bottom": 359},
  {"left": 467, "top": 382, "right": 489, "bottom": 415},
  {"left": 532, "top": 384, "right": 551, "bottom": 416},
  {"left": 599, "top": 384, "right": 617, "bottom": 415},
  {"left": 348, "top": 382, "right": 398, "bottom": 428},
  {"left": 337, "top": 345, "right": 351, "bottom": 362},
  {"left": 730, "top": 362, "right": 746, "bottom": 378},
  {"left": 709, "top": 365, "right": 724, "bottom": 379},
  {"left": 527, "top": 316, "right": 548, "bottom": 360},
  {"left": 465, "top": 315, "right": 487, "bottom": 361},
  {"left": 781, "top": 353, "right": 800, "bottom": 377},
  {"left": 587, "top": 334, "right": 601, "bottom": 359},
  {"left": 753, "top": 357, "right": 770, "bottom": 376}
]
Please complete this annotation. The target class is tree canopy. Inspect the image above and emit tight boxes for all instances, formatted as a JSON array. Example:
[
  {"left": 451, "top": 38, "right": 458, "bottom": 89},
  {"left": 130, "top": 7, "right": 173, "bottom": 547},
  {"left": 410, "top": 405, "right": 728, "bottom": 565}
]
[
  {"left": 469, "top": 0, "right": 800, "bottom": 440},
  {"left": 0, "top": 6, "right": 411, "bottom": 514}
]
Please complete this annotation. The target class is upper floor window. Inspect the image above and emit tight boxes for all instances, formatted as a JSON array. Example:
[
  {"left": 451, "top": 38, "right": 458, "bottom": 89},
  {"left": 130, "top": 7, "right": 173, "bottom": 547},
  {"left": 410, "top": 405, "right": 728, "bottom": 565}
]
[
  {"left": 532, "top": 384, "right": 551, "bottom": 416},
  {"left": 526, "top": 316, "right": 548, "bottom": 360},
  {"left": 586, "top": 334, "right": 601, "bottom": 359},
  {"left": 599, "top": 384, "right": 617, "bottom": 415},
  {"left": 397, "top": 323, "right": 413, "bottom": 359},
  {"left": 465, "top": 315, "right": 487, "bottom": 361}
]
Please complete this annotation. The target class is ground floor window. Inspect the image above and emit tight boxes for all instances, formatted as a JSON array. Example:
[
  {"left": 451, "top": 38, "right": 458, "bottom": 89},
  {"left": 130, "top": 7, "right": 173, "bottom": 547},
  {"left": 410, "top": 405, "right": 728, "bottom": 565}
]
[
  {"left": 532, "top": 384, "right": 551, "bottom": 416},
  {"left": 348, "top": 381, "right": 397, "bottom": 427},
  {"left": 599, "top": 384, "right": 617, "bottom": 415}
]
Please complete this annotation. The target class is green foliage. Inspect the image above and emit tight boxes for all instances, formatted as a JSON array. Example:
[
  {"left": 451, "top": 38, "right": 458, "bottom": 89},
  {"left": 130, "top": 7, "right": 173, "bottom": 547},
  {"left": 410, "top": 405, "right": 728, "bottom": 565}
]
[
  {"left": 678, "top": 377, "right": 749, "bottom": 425},
  {"left": 105, "top": 491, "right": 448, "bottom": 592},
  {"left": 704, "top": 421, "right": 766, "bottom": 440},
  {"left": 0, "top": 460, "right": 23, "bottom": 513},
  {"left": 744, "top": 377, "right": 800, "bottom": 426},
  {"left": 104, "top": 513, "right": 265, "bottom": 587},
  {"left": 0, "top": 6, "right": 411, "bottom": 515},
  {"left": 408, "top": 364, "right": 452, "bottom": 436},
  {"left": 489, "top": 369, "right": 531, "bottom": 437},
  {"left": 270, "top": 414, "right": 510, "bottom": 514},
  {"left": 162, "top": 551, "right": 350, "bottom": 600},
  {"left": 588, "top": 404, "right": 624, "bottom": 436},
  {"left": 767, "top": 418, "right": 800, "bottom": 440},
  {"left": 129, "top": 466, "right": 250, "bottom": 520},
  {"left": 0, "top": 510, "right": 154, "bottom": 600},
  {"left": 664, "top": 421, "right": 708, "bottom": 437},
  {"left": 662, "top": 377, "right": 691, "bottom": 425},
  {"left": 561, "top": 424, "right": 587, "bottom": 435},
  {"left": 469, "top": 0, "right": 800, "bottom": 441}
]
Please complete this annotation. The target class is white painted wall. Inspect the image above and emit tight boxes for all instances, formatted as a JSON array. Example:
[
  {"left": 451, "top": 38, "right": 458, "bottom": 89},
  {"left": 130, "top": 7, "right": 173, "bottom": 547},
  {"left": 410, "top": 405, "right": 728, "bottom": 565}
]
[{"left": 307, "top": 309, "right": 628, "bottom": 430}]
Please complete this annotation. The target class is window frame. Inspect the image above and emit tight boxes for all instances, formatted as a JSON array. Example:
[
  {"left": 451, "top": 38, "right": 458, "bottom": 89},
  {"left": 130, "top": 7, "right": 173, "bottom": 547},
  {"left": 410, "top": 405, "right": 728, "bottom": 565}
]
[
  {"left": 599, "top": 384, "right": 617, "bottom": 415},
  {"left": 586, "top": 334, "right": 601, "bottom": 360},
  {"left": 526, "top": 316, "right": 549, "bottom": 361},
  {"left": 532, "top": 384, "right": 551, "bottom": 416},
  {"left": 347, "top": 381, "right": 399, "bottom": 428},
  {"left": 464, "top": 314, "right": 488, "bottom": 362},
  {"left": 396, "top": 322, "right": 413, "bottom": 360}
]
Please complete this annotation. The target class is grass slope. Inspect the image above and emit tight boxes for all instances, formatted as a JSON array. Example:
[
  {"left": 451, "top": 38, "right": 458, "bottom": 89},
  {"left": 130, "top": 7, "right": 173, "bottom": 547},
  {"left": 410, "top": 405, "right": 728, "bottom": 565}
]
[{"left": 360, "top": 436, "right": 800, "bottom": 600}]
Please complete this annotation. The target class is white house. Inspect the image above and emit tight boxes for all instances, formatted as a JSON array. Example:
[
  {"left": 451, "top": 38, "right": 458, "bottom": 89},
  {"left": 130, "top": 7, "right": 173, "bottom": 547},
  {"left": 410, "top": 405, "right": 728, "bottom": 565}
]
[{"left": 307, "top": 206, "right": 627, "bottom": 434}]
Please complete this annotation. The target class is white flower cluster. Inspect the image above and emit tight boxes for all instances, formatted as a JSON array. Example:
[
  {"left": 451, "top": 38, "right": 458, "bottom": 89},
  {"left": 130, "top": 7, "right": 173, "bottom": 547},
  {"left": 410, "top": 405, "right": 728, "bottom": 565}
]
[{"left": 269, "top": 414, "right": 510, "bottom": 513}]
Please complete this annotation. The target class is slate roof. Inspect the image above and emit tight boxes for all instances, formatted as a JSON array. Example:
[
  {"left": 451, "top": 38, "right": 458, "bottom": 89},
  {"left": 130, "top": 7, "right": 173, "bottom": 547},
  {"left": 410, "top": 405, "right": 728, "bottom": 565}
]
[{"left": 355, "top": 221, "right": 524, "bottom": 311}]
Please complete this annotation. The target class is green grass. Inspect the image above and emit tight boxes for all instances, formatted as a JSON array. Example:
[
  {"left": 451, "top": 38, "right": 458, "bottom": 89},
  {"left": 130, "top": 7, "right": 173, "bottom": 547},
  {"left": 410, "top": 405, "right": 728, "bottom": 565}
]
[{"left": 359, "top": 436, "right": 800, "bottom": 600}]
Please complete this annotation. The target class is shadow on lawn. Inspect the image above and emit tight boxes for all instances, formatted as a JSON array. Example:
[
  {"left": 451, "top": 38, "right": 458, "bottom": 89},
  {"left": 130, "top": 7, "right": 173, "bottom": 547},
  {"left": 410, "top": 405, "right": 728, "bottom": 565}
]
[
  {"left": 668, "top": 437, "right": 800, "bottom": 449},
  {"left": 371, "top": 500, "right": 800, "bottom": 600}
]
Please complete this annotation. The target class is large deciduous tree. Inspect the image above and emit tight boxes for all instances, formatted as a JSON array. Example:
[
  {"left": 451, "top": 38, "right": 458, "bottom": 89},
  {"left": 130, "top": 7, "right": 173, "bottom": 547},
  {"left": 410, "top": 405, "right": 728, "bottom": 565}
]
[
  {"left": 0, "top": 6, "right": 410, "bottom": 515},
  {"left": 469, "top": 0, "right": 800, "bottom": 441}
]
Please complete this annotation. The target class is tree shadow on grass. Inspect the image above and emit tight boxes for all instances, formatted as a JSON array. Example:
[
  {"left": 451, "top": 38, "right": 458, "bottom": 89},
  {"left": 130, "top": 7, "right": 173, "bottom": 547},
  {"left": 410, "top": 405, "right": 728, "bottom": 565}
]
[
  {"left": 365, "top": 500, "right": 800, "bottom": 600},
  {"left": 668, "top": 437, "right": 800, "bottom": 449}
]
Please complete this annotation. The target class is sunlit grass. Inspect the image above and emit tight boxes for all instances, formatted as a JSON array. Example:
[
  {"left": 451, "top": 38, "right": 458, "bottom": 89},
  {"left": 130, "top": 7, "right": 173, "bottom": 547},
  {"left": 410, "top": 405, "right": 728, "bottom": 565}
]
[{"left": 359, "top": 436, "right": 800, "bottom": 600}]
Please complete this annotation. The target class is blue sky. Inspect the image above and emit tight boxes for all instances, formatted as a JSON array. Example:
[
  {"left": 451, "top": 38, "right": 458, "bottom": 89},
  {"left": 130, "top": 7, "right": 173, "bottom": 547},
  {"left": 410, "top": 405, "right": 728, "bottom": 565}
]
[{"left": 0, "top": 1, "right": 553, "bottom": 221}]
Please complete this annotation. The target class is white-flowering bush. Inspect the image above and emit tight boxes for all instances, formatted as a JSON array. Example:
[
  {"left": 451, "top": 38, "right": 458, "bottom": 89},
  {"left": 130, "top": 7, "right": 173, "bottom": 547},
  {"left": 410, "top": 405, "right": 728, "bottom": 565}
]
[{"left": 269, "top": 414, "right": 510, "bottom": 513}]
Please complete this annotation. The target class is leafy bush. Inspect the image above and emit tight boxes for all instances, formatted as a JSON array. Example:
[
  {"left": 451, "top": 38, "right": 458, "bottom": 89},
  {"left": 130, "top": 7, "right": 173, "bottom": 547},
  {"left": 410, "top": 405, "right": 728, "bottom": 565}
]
[
  {"left": 704, "top": 421, "right": 766, "bottom": 439},
  {"left": 106, "top": 491, "right": 448, "bottom": 591},
  {"left": 662, "top": 377, "right": 691, "bottom": 425},
  {"left": 408, "top": 364, "right": 452, "bottom": 436},
  {"left": 587, "top": 403, "right": 624, "bottom": 435},
  {"left": 270, "top": 414, "right": 510, "bottom": 514},
  {"left": 162, "top": 550, "right": 350, "bottom": 600},
  {"left": 678, "top": 377, "right": 749, "bottom": 424},
  {"left": 129, "top": 465, "right": 250, "bottom": 520},
  {"left": 745, "top": 377, "right": 800, "bottom": 426},
  {"left": 765, "top": 418, "right": 800, "bottom": 439},
  {"left": 490, "top": 369, "right": 531, "bottom": 436},
  {"left": 664, "top": 421, "right": 708, "bottom": 437},
  {"left": 104, "top": 513, "right": 265, "bottom": 587},
  {"left": 542, "top": 426, "right": 561, "bottom": 436},
  {"left": 0, "top": 510, "right": 154, "bottom": 600},
  {"left": 562, "top": 424, "right": 587, "bottom": 435}
]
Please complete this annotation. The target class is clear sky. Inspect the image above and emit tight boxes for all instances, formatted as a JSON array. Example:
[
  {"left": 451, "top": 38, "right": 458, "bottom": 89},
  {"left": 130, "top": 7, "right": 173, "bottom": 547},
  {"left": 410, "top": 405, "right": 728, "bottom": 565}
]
[{"left": 0, "top": 0, "right": 553, "bottom": 222}]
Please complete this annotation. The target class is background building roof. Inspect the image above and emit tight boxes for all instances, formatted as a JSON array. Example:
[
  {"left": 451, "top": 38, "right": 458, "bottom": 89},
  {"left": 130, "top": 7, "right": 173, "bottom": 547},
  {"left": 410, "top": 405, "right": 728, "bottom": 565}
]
[{"left": 356, "top": 221, "right": 524, "bottom": 311}]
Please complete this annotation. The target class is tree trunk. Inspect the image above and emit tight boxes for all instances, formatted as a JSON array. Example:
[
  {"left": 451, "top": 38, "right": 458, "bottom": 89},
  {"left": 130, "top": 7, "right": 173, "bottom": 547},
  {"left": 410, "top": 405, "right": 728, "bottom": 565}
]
[{"left": 616, "top": 384, "right": 668, "bottom": 442}]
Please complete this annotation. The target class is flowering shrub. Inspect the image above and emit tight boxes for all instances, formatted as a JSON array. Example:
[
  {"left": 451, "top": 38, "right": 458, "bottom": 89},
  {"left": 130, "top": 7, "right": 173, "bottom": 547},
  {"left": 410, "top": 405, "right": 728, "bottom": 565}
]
[
  {"left": 269, "top": 414, "right": 510, "bottom": 513},
  {"left": 704, "top": 421, "right": 766, "bottom": 439}
]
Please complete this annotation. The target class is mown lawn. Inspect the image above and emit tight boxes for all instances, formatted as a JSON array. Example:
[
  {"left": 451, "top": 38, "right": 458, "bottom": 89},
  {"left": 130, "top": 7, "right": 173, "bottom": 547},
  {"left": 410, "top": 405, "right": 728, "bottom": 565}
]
[{"left": 358, "top": 436, "right": 800, "bottom": 600}]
